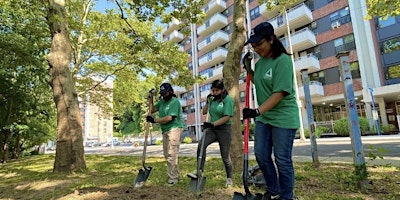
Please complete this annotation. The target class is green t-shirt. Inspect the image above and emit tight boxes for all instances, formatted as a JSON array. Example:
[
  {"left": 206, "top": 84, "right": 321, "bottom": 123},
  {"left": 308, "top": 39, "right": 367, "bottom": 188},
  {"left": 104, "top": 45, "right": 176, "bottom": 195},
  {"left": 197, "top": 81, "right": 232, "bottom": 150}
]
[
  {"left": 155, "top": 97, "right": 184, "bottom": 133},
  {"left": 253, "top": 54, "right": 300, "bottom": 129},
  {"left": 209, "top": 95, "right": 234, "bottom": 124}
]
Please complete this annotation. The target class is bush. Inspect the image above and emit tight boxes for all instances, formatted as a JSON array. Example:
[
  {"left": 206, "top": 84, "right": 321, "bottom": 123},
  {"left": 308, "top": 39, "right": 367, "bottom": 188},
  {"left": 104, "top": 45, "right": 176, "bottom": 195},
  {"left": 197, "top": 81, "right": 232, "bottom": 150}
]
[
  {"left": 333, "top": 117, "right": 370, "bottom": 136},
  {"left": 183, "top": 137, "right": 192, "bottom": 144},
  {"left": 315, "top": 126, "right": 330, "bottom": 138},
  {"left": 381, "top": 124, "right": 397, "bottom": 133},
  {"left": 296, "top": 128, "right": 310, "bottom": 138},
  {"left": 155, "top": 140, "right": 162, "bottom": 145}
]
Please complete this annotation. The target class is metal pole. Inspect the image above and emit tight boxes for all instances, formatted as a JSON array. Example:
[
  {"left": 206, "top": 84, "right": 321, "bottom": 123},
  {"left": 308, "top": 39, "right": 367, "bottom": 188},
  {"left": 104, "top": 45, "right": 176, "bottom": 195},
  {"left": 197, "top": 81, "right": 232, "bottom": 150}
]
[
  {"left": 337, "top": 51, "right": 366, "bottom": 167},
  {"left": 368, "top": 87, "right": 381, "bottom": 135},
  {"left": 190, "top": 23, "right": 201, "bottom": 141},
  {"left": 300, "top": 69, "right": 319, "bottom": 167},
  {"left": 245, "top": 0, "right": 255, "bottom": 110},
  {"left": 284, "top": 10, "right": 305, "bottom": 140}
]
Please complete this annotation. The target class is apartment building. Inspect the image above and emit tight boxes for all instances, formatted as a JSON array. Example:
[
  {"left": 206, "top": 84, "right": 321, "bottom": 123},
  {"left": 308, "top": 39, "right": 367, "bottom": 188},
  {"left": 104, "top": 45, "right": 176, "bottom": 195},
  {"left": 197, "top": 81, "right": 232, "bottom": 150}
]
[
  {"left": 79, "top": 79, "right": 114, "bottom": 144},
  {"left": 162, "top": 0, "right": 400, "bottom": 136}
]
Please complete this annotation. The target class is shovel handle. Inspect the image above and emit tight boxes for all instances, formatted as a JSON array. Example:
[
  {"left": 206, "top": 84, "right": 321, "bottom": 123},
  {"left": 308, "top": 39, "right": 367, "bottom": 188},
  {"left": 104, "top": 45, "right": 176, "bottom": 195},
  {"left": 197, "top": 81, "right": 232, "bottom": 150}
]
[{"left": 142, "top": 89, "right": 155, "bottom": 166}]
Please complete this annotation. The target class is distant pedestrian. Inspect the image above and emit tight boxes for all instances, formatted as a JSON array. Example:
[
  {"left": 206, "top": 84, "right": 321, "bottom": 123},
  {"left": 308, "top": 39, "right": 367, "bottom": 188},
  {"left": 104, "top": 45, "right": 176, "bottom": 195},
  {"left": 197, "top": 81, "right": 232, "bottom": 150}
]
[
  {"left": 146, "top": 83, "right": 184, "bottom": 185},
  {"left": 187, "top": 79, "right": 234, "bottom": 187},
  {"left": 242, "top": 21, "right": 300, "bottom": 200}
]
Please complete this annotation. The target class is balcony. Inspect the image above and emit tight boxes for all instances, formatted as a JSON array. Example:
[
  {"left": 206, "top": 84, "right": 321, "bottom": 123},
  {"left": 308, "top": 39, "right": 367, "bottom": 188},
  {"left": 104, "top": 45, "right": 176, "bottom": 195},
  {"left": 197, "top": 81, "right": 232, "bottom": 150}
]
[
  {"left": 198, "top": 30, "right": 229, "bottom": 52},
  {"left": 198, "top": 47, "right": 228, "bottom": 68},
  {"left": 260, "top": 0, "right": 304, "bottom": 19},
  {"left": 162, "top": 18, "right": 180, "bottom": 36},
  {"left": 179, "top": 99, "right": 187, "bottom": 106},
  {"left": 197, "top": 13, "right": 228, "bottom": 37},
  {"left": 204, "top": 65, "right": 224, "bottom": 83},
  {"left": 166, "top": 30, "right": 184, "bottom": 43},
  {"left": 294, "top": 54, "right": 320, "bottom": 74},
  {"left": 203, "top": 0, "right": 227, "bottom": 18},
  {"left": 281, "top": 28, "right": 316, "bottom": 52},
  {"left": 298, "top": 81, "right": 324, "bottom": 98},
  {"left": 267, "top": 3, "right": 313, "bottom": 37}
]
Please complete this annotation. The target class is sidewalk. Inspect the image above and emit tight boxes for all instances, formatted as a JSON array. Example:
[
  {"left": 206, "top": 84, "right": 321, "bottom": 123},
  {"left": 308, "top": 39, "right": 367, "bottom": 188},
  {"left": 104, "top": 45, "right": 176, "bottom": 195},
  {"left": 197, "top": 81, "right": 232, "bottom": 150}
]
[{"left": 291, "top": 133, "right": 400, "bottom": 166}]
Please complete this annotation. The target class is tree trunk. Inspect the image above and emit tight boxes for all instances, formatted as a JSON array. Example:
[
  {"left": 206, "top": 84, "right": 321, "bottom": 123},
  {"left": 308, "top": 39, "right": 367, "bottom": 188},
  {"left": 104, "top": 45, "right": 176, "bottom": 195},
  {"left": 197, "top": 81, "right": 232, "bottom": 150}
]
[
  {"left": 224, "top": 0, "right": 247, "bottom": 172},
  {"left": 46, "top": 0, "right": 86, "bottom": 173},
  {"left": 0, "top": 130, "right": 10, "bottom": 163}
]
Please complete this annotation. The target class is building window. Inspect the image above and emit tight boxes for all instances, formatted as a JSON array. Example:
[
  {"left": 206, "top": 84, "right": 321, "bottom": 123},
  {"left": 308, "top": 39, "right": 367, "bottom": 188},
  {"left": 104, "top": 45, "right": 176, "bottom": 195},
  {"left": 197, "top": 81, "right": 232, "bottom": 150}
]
[
  {"left": 310, "top": 71, "right": 325, "bottom": 85},
  {"left": 350, "top": 61, "right": 361, "bottom": 79},
  {"left": 382, "top": 36, "right": 400, "bottom": 54},
  {"left": 250, "top": 6, "right": 260, "bottom": 20},
  {"left": 334, "top": 34, "right": 355, "bottom": 53},
  {"left": 385, "top": 64, "right": 400, "bottom": 80},
  {"left": 330, "top": 7, "right": 351, "bottom": 26},
  {"left": 378, "top": 16, "right": 396, "bottom": 28}
]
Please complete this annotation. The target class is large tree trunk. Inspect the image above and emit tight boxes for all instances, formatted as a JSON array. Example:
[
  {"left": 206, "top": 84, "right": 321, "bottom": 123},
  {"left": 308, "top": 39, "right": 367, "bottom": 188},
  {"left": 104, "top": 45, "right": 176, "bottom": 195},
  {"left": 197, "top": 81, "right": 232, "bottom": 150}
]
[
  {"left": 46, "top": 0, "right": 86, "bottom": 173},
  {"left": 224, "top": 0, "right": 247, "bottom": 172}
]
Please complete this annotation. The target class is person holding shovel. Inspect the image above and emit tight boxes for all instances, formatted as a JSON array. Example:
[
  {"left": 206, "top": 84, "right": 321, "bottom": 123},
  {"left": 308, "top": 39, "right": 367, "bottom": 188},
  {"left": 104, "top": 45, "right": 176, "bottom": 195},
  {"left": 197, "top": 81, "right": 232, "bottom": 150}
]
[
  {"left": 187, "top": 79, "right": 234, "bottom": 187},
  {"left": 146, "top": 82, "right": 184, "bottom": 185},
  {"left": 242, "top": 21, "right": 300, "bottom": 200}
]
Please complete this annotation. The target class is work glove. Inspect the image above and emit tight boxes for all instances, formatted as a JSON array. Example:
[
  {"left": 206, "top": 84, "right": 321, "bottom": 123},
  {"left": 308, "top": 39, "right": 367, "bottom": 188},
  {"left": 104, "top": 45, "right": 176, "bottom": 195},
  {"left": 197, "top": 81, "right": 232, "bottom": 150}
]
[
  {"left": 242, "top": 108, "right": 260, "bottom": 119},
  {"left": 207, "top": 93, "right": 213, "bottom": 103},
  {"left": 242, "top": 51, "right": 253, "bottom": 72},
  {"left": 203, "top": 122, "right": 214, "bottom": 129},
  {"left": 146, "top": 115, "right": 155, "bottom": 123}
]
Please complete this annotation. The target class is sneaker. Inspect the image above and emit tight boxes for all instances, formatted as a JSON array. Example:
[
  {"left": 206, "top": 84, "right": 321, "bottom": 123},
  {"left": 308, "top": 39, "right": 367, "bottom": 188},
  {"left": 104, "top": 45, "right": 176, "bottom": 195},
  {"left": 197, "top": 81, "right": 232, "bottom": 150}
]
[
  {"left": 262, "top": 192, "right": 281, "bottom": 200},
  {"left": 225, "top": 178, "right": 233, "bottom": 187},
  {"left": 187, "top": 171, "right": 197, "bottom": 179},
  {"left": 167, "top": 179, "right": 178, "bottom": 185}
]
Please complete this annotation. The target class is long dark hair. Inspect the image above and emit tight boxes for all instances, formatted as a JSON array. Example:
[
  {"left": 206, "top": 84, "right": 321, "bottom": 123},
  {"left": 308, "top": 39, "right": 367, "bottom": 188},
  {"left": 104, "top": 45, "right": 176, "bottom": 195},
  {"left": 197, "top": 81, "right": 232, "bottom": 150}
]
[
  {"left": 211, "top": 79, "right": 227, "bottom": 101},
  {"left": 266, "top": 35, "right": 291, "bottom": 59}
]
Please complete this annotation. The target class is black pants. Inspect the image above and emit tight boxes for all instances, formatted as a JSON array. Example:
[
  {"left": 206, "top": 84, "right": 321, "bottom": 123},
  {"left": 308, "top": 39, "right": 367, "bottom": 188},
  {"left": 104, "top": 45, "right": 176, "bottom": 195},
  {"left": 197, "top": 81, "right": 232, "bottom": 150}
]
[{"left": 197, "top": 124, "right": 232, "bottom": 178}]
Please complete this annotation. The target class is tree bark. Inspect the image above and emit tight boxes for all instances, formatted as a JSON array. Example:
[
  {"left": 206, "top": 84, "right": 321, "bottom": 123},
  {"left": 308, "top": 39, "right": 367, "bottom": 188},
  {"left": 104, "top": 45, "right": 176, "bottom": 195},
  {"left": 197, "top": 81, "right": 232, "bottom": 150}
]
[
  {"left": 46, "top": 0, "right": 86, "bottom": 172},
  {"left": 224, "top": 0, "right": 247, "bottom": 172}
]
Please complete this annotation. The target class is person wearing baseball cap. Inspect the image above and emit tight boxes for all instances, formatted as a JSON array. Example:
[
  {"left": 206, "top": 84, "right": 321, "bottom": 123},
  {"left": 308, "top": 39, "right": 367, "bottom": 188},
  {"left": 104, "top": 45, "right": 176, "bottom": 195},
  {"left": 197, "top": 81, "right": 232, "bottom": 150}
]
[
  {"left": 146, "top": 82, "right": 184, "bottom": 185},
  {"left": 242, "top": 21, "right": 300, "bottom": 200}
]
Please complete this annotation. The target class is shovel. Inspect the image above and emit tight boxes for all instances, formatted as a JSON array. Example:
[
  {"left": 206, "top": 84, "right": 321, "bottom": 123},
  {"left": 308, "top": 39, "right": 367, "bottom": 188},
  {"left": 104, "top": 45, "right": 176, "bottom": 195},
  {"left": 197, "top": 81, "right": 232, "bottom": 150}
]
[
  {"left": 233, "top": 53, "right": 259, "bottom": 200},
  {"left": 189, "top": 113, "right": 210, "bottom": 193},
  {"left": 134, "top": 89, "right": 155, "bottom": 188}
]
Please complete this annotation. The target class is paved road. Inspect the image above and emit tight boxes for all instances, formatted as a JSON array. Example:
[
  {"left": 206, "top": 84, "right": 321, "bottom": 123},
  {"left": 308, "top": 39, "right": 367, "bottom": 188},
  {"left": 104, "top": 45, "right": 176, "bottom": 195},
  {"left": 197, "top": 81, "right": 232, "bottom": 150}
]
[{"left": 82, "top": 134, "right": 400, "bottom": 166}]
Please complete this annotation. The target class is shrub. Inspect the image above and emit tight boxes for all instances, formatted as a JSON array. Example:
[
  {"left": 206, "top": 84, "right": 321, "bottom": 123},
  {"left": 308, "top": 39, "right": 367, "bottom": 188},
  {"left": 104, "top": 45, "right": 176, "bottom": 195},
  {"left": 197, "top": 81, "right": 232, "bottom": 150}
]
[
  {"left": 296, "top": 128, "right": 310, "bottom": 138},
  {"left": 381, "top": 124, "right": 397, "bottom": 133},
  {"left": 155, "top": 140, "right": 162, "bottom": 145},
  {"left": 315, "top": 126, "right": 330, "bottom": 138},
  {"left": 183, "top": 137, "right": 192, "bottom": 144},
  {"left": 334, "top": 117, "right": 370, "bottom": 136}
]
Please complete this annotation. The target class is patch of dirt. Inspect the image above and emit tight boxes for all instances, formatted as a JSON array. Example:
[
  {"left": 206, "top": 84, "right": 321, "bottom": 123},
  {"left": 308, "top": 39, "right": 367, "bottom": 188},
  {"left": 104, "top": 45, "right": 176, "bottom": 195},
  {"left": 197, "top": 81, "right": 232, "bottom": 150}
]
[{"left": 59, "top": 184, "right": 242, "bottom": 200}]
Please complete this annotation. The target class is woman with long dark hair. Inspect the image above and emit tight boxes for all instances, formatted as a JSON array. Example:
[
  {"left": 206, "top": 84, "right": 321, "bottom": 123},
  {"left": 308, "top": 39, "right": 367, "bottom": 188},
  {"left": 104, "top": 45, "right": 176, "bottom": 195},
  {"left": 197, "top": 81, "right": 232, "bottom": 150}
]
[{"left": 242, "top": 22, "right": 300, "bottom": 200}]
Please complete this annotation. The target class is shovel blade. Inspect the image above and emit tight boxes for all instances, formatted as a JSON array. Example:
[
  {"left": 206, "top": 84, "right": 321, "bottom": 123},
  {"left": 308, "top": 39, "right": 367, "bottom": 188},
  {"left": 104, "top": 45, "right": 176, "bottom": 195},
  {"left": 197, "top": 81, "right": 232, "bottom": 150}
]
[
  {"left": 134, "top": 167, "right": 152, "bottom": 188},
  {"left": 188, "top": 177, "right": 206, "bottom": 193},
  {"left": 232, "top": 192, "right": 262, "bottom": 200}
]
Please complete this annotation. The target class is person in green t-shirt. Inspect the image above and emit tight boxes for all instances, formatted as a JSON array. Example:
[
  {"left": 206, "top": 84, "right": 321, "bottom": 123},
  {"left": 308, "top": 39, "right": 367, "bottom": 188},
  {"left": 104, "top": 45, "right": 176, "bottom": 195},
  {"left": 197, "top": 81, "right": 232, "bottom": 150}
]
[
  {"left": 242, "top": 21, "right": 300, "bottom": 200},
  {"left": 146, "top": 83, "right": 184, "bottom": 185},
  {"left": 187, "top": 79, "right": 234, "bottom": 187}
]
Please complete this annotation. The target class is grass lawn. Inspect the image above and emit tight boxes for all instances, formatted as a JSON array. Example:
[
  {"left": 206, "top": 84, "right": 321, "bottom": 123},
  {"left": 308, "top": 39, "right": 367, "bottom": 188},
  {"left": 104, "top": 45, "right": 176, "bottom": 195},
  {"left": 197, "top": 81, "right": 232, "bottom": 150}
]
[{"left": 0, "top": 154, "right": 399, "bottom": 200}]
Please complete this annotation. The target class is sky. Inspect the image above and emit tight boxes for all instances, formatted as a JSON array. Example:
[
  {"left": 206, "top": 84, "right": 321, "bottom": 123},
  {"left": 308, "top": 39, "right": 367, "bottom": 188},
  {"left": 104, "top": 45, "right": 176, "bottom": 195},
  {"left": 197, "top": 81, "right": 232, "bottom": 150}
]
[{"left": 94, "top": 0, "right": 117, "bottom": 13}]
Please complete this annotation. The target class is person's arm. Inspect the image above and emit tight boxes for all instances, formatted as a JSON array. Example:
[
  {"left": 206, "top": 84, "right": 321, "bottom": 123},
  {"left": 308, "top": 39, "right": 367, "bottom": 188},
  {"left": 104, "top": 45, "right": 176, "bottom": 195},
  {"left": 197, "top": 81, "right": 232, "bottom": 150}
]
[
  {"left": 154, "top": 115, "right": 174, "bottom": 124},
  {"left": 202, "top": 103, "right": 209, "bottom": 115},
  {"left": 211, "top": 115, "right": 231, "bottom": 126}
]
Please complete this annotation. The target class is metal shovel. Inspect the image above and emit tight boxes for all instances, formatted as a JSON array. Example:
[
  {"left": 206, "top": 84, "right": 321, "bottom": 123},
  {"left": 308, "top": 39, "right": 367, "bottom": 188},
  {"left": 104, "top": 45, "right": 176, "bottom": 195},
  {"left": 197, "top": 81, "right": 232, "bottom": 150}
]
[
  {"left": 134, "top": 89, "right": 155, "bottom": 188},
  {"left": 189, "top": 114, "right": 210, "bottom": 193}
]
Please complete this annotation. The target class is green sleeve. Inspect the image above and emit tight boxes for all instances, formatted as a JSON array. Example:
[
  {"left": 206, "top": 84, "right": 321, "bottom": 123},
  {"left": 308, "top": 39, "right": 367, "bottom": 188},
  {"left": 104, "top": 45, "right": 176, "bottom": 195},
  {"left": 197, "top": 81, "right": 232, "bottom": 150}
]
[
  {"left": 273, "top": 55, "right": 294, "bottom": 95},
  {"left": 223, "top": 96, "right": 234, "bottom": 116}
]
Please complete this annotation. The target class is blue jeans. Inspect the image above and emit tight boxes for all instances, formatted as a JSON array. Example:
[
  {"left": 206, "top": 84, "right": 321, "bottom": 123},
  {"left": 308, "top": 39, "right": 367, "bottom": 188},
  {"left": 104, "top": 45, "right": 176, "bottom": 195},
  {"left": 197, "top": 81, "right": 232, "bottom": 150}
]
[{"left": 254, "top": 121, "right": 296, "bottom": 200}]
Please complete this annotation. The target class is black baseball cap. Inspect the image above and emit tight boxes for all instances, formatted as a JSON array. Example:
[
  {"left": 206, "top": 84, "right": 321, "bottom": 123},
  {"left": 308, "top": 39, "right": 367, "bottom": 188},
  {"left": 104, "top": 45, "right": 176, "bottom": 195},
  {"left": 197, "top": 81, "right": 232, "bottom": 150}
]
[
  {"left": 244, "top": 22, "right": 275, "bottom": 45},
  {"left": 159, "top": 83, "right": 173, "bottom": 95}
]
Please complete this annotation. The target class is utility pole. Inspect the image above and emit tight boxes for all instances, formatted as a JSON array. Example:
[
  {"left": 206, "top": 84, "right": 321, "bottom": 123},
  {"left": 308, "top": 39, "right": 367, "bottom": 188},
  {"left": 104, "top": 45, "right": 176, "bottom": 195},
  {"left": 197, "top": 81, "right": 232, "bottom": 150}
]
[
  {"left": 190, "top": 23, "right": 202, "bottom": 141},
  {"left": 368, "top": 87, "right": 381, "bottom": 135},
  {"left": 337, "top": 51, "right": 368, "bottom": 188},
  {"left": 284, "top": 10, "right": 305, "bottom": 141}
]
